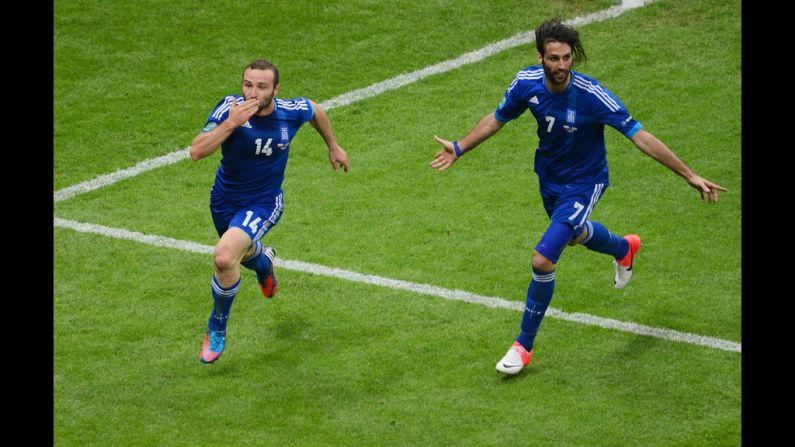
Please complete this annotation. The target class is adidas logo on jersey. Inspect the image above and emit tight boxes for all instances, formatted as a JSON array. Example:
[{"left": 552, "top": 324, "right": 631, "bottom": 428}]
[
  {"left": 529, "top": 96, "right": 539, "bottom": 105},
  {"left": 242, "top": 121, "right": 252, "bottom": 128}
]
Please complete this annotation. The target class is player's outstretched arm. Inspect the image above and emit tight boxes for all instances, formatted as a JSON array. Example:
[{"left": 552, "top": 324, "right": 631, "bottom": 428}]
[
  {"left": 190, "top": 98, "right": 259, "bottom": 160},
  {"left": 309, "top": 100, "right": 349, "bottom": 172},
  {"left": 630, "top": 129, "right": 727, "bottom": 203},
  {"left": 430, "top": 112, "right": 505, "bottom": 172}
]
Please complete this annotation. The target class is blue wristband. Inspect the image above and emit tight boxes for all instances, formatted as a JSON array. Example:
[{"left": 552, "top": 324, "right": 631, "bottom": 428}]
[{"left": 453, "top": 141, "right": 463, "bottom": 157}]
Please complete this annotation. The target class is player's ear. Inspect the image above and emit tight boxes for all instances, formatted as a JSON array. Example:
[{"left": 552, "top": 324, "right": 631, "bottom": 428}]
[
  {"left": 274, "top": 83, "right": 280, "bottom": 96},
  {"left": 536, "top": 51, "right": 543, "bottom": 64}
]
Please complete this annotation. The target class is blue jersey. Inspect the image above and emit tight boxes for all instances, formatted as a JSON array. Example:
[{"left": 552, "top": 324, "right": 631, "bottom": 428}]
[
  {"left": 494, "top": 67, "right": 642, "bottom": 187},
  {"left": 203, "top": 96, "right": 315, "bottom": 206}
]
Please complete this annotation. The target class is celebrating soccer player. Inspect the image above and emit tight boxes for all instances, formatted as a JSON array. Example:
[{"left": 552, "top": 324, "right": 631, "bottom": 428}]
[
  {"left": 430, "top": 19, "right": 726, "bottom": 375},
  {"left": 190, "top": 59, "right": 349, "bottom": 364}
]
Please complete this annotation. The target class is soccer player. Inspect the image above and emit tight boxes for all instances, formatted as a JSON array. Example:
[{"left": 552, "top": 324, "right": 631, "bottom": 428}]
[
  {"left": 430, "top": 19, "right": 726, "bottom": 375},
  {"left": 190, "top": 59, "right": 349, "bottom": 364}
]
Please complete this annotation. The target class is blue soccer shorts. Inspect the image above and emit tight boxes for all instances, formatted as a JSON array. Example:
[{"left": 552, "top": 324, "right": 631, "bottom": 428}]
[
  {"left": 534, "top": 182, "right": 608, "bottom": 263},
  {"left": 540, "top": 182, "right": 608, "bottom": 233},
  {"left": 210, "top": 191, "right": 284, "bottom": 242}
]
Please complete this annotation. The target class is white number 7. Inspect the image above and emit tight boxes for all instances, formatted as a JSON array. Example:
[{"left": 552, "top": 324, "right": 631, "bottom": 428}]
[
  {"left": 568, "top": 201, "right": 584, "bottom": 220},
  {"left": 545, "top": 116, "right": 555, "bottom": 133}
]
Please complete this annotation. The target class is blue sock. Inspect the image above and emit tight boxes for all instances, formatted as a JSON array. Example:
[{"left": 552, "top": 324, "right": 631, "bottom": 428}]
[
  {"left": 516, "top": 268, "right": 555, "bottom": 351},
  {"left": 208, "top": 274, "right": 240, "bottom": 332},
  {"left": 581, "top": 220, "right": 629, "bottom": 260},
  {"left": 241, "top": 241, "right": 272, "bottom": 275}
]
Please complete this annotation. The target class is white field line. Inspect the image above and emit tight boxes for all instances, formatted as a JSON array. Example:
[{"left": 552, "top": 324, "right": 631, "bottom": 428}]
[
  {"left": 54, "top": 217, "right": 740, "bottom": 354},
  {"left": 54, "top": 149, "right": 191, "bottom": 202},
  {"left": 54, "top": 2, "right": 649, "bottom": 203}
]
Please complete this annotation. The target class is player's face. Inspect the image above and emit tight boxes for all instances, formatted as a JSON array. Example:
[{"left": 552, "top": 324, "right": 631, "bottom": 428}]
[
  {"left": 242, "top": 68, "right": 280, "bottom": 112},
  {"left": 538, "top": 41, "right": 573, "bottom": 90}
]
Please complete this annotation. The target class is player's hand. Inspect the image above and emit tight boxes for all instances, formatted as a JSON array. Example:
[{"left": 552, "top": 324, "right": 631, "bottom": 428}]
[
  {"left": 430, "top": 135, "right": 458, "bottom": 171},
  {"left": 686, "top": 175, "right": 727, "bottom": 204},
  {"left": 329, "top": 143, "right": 349, "bottom": 172},
  {"left": 227, "top": 98, "right": 259, "bottom": 128}
]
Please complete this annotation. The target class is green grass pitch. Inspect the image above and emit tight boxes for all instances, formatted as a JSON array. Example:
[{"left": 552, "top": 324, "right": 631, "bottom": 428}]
[{"left": 55, "top": 1, "right": 740, "bottom": 445}]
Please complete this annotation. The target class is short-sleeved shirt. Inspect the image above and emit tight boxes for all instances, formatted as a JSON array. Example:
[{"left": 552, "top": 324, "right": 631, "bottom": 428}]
[
  {"left": 494, "top": 67, "right": 642, "bottom": 187},
  {"left": 203, "top": 96, "right": 315, "bottom": 206}
]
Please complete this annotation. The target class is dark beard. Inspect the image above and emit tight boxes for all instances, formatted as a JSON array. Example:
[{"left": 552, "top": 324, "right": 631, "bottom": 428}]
[
  {"left": 257, "top": 98, "right": 273, "bottom": 111},
  {"left": 544, "top": 66, "right": 569, "bottom": 86}
]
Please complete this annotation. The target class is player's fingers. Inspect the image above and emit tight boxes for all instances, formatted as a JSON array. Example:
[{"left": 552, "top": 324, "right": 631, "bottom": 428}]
[
  {"left": 434, "top": 156, "right": 451, "bottom": 169},
  {"left": 433, "top": 135, "right": 450, "bottom": 148}
]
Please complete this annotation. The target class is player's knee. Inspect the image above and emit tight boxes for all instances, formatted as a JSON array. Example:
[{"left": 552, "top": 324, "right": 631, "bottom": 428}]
[
  {"left": 532, "top": 251, "right": 555, "bottom": 272},
  {"left": 213, "top": 246, "right": 238, "bottom": 272}
]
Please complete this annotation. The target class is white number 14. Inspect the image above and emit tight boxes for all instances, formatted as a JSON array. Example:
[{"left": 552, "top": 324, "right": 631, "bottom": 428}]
[
  {"left": 255, "top": 138, "right": 273, "bottom": 156},
  {"left": 242, "top": 211, "right": 262, "bottom": 232}
]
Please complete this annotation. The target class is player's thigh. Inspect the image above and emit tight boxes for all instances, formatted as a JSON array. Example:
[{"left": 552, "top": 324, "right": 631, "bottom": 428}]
[{"left": 215, "top": 226, "right": 255, "bottom": 265}]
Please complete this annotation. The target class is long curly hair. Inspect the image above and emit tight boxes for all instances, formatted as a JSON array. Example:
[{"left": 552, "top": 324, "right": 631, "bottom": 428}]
[{"left": 535, "top": 19, "right": 587, "bottom": 65}]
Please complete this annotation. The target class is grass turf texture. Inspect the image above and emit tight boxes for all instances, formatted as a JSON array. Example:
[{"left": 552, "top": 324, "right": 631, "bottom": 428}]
[
  {"left": 55, "top": 231, "right": 739, "bottom": 446},
  {"left": 55, "top": 0, "right": 741, "bottom": 445}
]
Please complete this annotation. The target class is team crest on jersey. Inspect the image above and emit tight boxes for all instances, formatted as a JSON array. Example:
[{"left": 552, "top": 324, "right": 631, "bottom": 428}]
[
  {"left": 564, "top": 108, "right": 578, "bottom": 132},
  {"left": 563, "top": 109, "right": 577, "bottom": 133},
  {"left": 566, "top": 108, "right": 576, "bottom": 124},
  {"left": 277, "top": 126, "right": 290, "bottom": 150}
]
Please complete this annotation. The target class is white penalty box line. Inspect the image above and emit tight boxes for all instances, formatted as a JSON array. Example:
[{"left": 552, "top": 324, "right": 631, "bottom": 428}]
[
  {"left": 54, "top": 217, "right": 741, "bottom": 354},
  {"left": 54, "top": 2, "right": 650, "bottom": 203}
]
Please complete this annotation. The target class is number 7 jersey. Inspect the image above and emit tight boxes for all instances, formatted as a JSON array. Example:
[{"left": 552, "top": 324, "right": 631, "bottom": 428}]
[
  {"left": 494, "top": 67, "right": 643, "bottom": 187},
  {"left": 203, "top": 95, "right": 315, "bottom": 206}
]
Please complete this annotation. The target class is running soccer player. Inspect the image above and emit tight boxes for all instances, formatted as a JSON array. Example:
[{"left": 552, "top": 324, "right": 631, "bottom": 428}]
[
  {"left": 430, "top": 19, "right": 726, "bottom": 375},
  {"left": 190, "top": 59, "right": 349, "bottom": 364}
]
